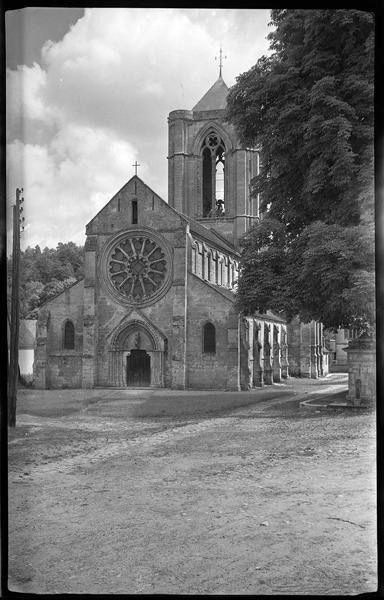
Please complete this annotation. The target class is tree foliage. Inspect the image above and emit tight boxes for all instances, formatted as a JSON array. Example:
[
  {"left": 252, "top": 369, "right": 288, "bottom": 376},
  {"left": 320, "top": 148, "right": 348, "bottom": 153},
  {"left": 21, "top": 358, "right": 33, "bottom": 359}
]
[
  {"left": 226, "top": 9, "right": 374, "bottom": 331},
  {"left": 7, "top": 242, "right": 84, "bottom": 318}
]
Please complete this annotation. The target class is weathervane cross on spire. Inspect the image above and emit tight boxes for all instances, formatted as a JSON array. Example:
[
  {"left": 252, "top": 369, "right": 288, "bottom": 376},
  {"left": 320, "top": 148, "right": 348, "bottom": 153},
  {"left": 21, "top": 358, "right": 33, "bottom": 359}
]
[
  {"left": 132, "top": 160, "right": 141, "bottom": 176},
  {"left": 215, "top": 45, "right": 227, "bottom": 78}
]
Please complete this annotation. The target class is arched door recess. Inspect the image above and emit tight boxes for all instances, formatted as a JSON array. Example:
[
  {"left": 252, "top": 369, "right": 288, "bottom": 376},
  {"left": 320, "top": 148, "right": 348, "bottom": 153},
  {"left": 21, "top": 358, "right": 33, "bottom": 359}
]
[
  {"left": 126, "top": 349, "right": 151, "bottom": 387},
  {"left": 108, "top": 319, "right": 166, "bottom": 388}
]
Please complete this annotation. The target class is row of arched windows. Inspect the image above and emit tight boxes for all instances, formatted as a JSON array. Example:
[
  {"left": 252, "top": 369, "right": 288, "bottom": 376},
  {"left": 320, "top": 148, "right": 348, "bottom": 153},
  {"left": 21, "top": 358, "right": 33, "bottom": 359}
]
[
  {"left": 62, "top": 318, "right": 216, "bottom": 355},
  {"left": 62, "top": 319, "right": 215, "bottom": 355},
  {"left": 191, "top": 240, "right": 238, "bottom": 288}
]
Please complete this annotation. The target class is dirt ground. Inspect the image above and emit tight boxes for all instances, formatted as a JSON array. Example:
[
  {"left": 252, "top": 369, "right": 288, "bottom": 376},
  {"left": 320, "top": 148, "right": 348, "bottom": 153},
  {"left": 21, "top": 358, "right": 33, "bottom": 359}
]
[{"left": 7, "top": 374, "right": 376, "bottom": 595}]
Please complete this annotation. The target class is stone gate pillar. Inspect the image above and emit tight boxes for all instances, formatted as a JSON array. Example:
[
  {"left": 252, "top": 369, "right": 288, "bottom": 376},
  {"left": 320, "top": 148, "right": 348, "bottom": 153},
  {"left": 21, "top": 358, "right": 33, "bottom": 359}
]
[
  {"left": 33, "top": 308, "right": 50, "bottom": 388},
  {"left": 345, "top": 334, "right": 376, "bottom": 407}
]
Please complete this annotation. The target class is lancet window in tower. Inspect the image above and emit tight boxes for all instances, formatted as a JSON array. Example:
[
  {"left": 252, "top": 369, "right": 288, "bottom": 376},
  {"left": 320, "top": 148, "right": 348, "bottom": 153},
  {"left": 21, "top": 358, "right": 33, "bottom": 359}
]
[{"left": 201, "top": 132, "right": 226, "bottom": 217}]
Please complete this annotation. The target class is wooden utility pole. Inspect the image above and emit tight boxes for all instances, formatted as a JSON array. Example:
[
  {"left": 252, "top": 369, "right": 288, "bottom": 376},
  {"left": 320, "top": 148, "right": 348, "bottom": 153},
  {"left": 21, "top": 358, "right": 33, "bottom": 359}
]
[{"left": 8, "top": 187, "right": 24, "bottom": 427}]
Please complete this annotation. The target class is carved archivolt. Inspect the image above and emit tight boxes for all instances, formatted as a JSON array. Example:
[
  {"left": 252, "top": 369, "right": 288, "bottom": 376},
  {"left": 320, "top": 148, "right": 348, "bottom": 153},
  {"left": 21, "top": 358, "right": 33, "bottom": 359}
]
[{"left": 109, "top": 318, "right": 166, "bottom": 352}]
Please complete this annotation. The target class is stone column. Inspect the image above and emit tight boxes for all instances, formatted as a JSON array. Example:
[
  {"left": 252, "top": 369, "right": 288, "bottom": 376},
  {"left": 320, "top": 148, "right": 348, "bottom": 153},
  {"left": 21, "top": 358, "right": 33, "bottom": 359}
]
[
  {"left": 263, "top": 323, "right": 273, "bottom": 385},
  {"left": 119, "top": 352, "right": 126, "bottom": 387},
  {"left": 171, "top": 241, "right": 187, "bottom": 389},
  {"left": 287, "top": 316, "right": 301, "bottom": 377},
  {"left": 298, "top": 321, "right": 313, "bottom": 378},
  {"left": 310, "top": 321, "right": 319, "bottom": 379},
  {"left": 147, "top": 350, "right": 164, "bottom": 387},
  {"left": 272, "top": 324, "right": 281, "bottom": 382},
  {"left": 315, "top": 322, "right": 320, "bottom": 375},
  {"left": 226, "top": 316, "right": 241, "bottom": 391},
  {"left": 317, "top": 322, "right": 324, "bottom": 376},
  {"left": 280, "top": 327, "right": 289, "bottom": 379},
  {"left": 253, "top": 321, "right": 264, "bottom": 386},
  {"left": 240, "top": 318, "right": 252, "bottom": 390},
  {"left": 82, "top": 236, "right": 97, "bottom": 388},
  {"left": 33, "top": 308, "right": 50, "bottom": 388},
  {"left": 345, "top": 334, "right": 376, "bottom": 407}
]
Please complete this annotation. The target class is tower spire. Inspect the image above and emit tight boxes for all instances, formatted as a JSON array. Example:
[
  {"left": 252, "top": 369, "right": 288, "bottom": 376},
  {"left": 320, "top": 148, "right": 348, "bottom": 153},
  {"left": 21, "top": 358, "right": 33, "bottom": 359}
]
[{"left": 215, "top": 45, "right": 227, "bottom": 78}]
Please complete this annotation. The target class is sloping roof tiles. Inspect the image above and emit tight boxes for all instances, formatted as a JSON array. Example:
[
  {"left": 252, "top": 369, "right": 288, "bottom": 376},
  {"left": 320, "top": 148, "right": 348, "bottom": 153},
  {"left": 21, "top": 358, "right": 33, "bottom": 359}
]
[{"left": 192, "top": 75, "right": 229, "bottom": 111}]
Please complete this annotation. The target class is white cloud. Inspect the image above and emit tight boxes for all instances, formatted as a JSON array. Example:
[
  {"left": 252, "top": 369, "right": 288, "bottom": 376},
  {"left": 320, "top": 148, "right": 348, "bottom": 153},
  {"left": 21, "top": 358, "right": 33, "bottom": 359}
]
[
  {"left": 6, "top": 8, "right": 272, "bottom": 251},
  {"left": 7, "top": 127, "right": 139, "bottom": 251}
]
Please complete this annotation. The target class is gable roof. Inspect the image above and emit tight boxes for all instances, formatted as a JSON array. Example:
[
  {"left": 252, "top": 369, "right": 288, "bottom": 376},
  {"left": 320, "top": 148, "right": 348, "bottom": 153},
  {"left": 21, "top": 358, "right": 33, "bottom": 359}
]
[
  {"left": 86, "top": 175, "right": 187, "bottom": 232},
  {"left": 85, "top": 174, "right": 237, "bottom": 255},
  {"left": 192, "top": 75, "right": 229, "bottom": 111}
]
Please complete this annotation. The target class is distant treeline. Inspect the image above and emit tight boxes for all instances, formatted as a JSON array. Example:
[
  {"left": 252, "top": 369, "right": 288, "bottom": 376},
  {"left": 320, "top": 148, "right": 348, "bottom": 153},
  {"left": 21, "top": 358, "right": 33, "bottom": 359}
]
[{"left": 7, "top": 242, "right": 84, "bottom": 319}]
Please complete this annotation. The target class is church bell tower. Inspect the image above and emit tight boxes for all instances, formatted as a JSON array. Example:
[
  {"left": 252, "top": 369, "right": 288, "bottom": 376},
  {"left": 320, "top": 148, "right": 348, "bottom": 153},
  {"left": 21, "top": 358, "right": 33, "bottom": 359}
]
[{"left": 167, "top": 57, "right": 259, "bottom": 247}]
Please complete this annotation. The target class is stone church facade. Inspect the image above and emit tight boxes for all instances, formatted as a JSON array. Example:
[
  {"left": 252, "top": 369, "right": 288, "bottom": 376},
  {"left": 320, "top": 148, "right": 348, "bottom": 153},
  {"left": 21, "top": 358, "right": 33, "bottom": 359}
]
[{"left": 34, "top": 74, "right": 329, "bottom": 390}]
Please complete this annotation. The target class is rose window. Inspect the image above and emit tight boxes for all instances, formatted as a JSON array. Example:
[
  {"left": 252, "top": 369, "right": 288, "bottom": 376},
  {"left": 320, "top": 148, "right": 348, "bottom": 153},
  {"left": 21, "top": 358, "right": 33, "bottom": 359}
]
[{"left": 107, "top": 236, "right": 168, "bottom": 303}]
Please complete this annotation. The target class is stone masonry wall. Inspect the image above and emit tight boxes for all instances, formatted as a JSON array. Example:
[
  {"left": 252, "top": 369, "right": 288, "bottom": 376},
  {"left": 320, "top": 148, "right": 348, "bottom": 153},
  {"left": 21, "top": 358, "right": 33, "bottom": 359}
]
[
  {"left": 87, "top": 177, "right": 189, "bottom": 388},
  {"left": 186, "top": 274, "right": 239, "bottom": 390},
  {"left": 40, "top": 281, "right": 84, "bottom": 388}
]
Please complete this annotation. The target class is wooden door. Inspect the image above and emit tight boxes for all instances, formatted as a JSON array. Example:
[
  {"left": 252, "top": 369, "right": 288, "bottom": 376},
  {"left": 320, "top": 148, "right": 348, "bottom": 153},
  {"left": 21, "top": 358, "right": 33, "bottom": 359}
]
[{"left": 126, "top": 350, "right": 151, "bottom": 387}]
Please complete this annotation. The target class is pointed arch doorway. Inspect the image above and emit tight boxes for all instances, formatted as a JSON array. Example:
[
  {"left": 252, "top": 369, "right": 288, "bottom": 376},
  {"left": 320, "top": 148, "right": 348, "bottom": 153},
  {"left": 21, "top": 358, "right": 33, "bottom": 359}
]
[{"left": 108, "top": 319, "right": 166, "bottom": 388}]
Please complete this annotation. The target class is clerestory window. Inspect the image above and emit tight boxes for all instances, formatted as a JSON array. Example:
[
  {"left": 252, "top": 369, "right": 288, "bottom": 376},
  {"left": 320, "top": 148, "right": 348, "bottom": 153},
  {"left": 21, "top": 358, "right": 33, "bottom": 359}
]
[{"left": 201, "top": 132, "right": 226, "bottom": 217}]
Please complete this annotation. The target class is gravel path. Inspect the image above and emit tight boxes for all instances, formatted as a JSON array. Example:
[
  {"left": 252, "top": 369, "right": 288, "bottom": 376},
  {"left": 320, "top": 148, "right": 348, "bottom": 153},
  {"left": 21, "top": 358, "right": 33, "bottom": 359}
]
[{"left": 7, "top": 375, "right": 376, "bottom": 594}]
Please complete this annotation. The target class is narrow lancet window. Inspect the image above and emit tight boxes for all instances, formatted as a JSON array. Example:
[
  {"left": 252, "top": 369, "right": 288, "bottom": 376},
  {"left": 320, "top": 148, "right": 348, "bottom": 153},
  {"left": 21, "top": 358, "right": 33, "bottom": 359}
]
[
  {"left": 207, "top": 253, "right": 211, "bottom": 281},
  {"left": 63, "top": 320, "right": 75, "bottom": 350},
  {"left": 201, "top": 132, "right": 226, "bottom": 217},
  {"left": 203, "top": 322, "right": 216, "bottom": 354},
  {"left": 132, "top": 200, "right": 138, "bottom": 224}
]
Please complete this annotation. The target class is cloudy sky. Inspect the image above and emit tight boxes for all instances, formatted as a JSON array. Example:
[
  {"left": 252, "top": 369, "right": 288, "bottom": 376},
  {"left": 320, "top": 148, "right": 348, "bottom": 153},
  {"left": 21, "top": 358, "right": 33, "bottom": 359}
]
[{"left": 6, "top": 8, "right": 273, "bottom": 252}]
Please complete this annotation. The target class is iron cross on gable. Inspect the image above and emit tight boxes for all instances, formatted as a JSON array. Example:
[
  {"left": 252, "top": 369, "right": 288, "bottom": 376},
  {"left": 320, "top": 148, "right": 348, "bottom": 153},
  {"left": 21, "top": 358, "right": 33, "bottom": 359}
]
[
  {"left": 215, "top": 46, "right": 227, "bottom": 77},
  {"left": 132, "top": 161, "right": 141, "bottom": 176}
]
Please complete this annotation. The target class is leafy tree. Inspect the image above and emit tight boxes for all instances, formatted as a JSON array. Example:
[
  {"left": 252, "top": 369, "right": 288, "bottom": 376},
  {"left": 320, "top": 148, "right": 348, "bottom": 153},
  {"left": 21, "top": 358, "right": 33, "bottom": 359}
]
[
  {"left": 8, "top": 241, "right": 84, "bottom": 318},
  {"left": 20, "top": 280, "right": 45, "bottom": 318},
  {"left": 226, "top": 9, "right": 374, "bottom": 331}
]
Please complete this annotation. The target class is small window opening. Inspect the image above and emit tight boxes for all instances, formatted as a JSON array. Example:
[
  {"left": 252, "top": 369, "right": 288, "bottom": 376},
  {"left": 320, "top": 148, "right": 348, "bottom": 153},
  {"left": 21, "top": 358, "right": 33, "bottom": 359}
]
[
  {"left": 132, "top": 200, "right": 138, "bottom": 224},
  {"left": 63, "top": 320, "right": 75, "bottom": 350},
  {"left": 117, "top": 197, "right": 121, "bottom": 212},
  {"left": 203, "top": 322, "right": 216, "bottom": 354}
]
